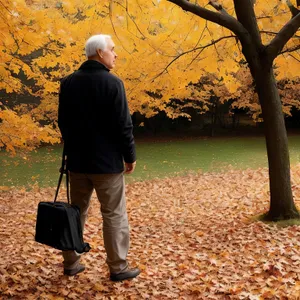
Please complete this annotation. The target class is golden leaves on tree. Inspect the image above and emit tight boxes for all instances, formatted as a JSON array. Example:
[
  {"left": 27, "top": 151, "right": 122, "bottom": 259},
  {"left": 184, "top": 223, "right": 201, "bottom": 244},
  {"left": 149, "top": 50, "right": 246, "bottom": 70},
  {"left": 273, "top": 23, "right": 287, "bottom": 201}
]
[{"left": 0, "top": 0, "right": 300, "bottom": 151}]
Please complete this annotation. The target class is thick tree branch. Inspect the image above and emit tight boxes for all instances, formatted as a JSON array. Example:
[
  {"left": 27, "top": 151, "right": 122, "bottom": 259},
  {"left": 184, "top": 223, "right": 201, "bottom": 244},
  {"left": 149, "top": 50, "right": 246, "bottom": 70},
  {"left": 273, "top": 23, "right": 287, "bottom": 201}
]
[
  {"left": 167, "top": 0, "right": 247, "bottom": 38},
  {"left": 233, "top": 0, "right": 262, "bottom": 48},
  {"left": 167, "top": 0, "right": 263, "bottom": 74},
  {"left": 266, "top": 12, "right": 300, "bottom": 62},
  {"left": 286, "top": 0, "right": 300, "bottom": 17}
]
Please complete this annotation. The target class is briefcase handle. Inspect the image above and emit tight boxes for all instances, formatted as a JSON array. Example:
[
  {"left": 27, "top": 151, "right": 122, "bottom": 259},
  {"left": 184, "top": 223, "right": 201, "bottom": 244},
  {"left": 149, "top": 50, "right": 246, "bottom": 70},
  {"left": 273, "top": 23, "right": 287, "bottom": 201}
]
[{"left": 54, "top": 146, "right": 70, "bottom": 204}]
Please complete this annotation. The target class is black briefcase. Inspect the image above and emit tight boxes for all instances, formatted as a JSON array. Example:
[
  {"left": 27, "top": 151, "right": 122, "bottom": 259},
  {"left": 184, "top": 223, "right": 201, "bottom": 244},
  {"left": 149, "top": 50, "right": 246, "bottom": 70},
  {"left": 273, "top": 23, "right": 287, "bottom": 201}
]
[{"left": 35, "top": 151, "right": 91, "bottom": 253}]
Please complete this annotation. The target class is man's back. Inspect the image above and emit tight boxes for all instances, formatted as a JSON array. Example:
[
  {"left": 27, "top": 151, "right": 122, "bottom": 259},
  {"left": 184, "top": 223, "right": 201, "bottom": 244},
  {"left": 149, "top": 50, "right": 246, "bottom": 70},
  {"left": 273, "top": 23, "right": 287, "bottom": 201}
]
[{"left": 58, "top": 60, "right": 135, "bottom": 174}]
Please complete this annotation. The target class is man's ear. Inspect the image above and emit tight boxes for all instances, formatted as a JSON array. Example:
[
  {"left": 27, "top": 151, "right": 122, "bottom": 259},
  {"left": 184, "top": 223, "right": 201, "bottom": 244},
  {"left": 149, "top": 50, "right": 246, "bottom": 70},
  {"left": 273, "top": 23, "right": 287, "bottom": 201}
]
[{"left": 97, "top": 49, "right": 103, "bottom": 58}]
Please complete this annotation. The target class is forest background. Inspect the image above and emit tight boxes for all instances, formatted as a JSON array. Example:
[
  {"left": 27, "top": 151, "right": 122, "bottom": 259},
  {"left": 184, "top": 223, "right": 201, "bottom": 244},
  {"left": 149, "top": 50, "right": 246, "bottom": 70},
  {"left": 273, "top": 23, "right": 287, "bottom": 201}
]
[{"left": 1, "top": 0, "right": 300, "bottom": 154}]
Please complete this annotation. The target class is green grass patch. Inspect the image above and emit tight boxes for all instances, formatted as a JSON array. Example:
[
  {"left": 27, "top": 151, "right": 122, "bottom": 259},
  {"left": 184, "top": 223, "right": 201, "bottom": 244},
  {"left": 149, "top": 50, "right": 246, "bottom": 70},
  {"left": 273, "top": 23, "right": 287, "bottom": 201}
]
[
  {"left": 2, "top": 135, "right": 300, "bottom": 187},
  {"left": 251, "top": 212, "right": 300, "bottom": 227}
]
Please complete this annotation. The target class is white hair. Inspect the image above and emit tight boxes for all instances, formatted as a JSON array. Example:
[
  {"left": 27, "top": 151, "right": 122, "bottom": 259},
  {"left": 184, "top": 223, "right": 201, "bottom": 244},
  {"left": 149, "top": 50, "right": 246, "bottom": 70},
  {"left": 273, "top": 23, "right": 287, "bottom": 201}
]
[{"left": 85, "top": 34, "right": 111, "bottom": 58}]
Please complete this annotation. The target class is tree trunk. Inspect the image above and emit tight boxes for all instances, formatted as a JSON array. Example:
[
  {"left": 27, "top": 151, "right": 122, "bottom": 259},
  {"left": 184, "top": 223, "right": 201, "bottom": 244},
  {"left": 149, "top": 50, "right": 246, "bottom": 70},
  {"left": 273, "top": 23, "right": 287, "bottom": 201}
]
[
  {"left": 166, "top": 0, "right": 300, "bottom": 221},
  {"left": 255, "top": 66, "right": 299, "bottom": 220},
  {"left": 210, "top": 104, "right": 215, "bottom": 137}
]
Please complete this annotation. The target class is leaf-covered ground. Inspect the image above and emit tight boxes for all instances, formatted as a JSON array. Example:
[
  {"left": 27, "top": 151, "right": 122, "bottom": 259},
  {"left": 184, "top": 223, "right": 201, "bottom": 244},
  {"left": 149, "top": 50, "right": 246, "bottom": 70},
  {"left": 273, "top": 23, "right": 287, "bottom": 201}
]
[{"left": 1, "top": 167, "right": 300, "bottom": 299}]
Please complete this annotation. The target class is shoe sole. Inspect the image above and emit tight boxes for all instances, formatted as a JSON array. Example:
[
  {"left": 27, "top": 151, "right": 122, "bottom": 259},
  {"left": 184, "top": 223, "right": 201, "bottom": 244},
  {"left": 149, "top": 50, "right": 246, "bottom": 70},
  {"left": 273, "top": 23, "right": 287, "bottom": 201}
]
[{"left": 110, "top": 270, "right": 141, "bottom": 282}]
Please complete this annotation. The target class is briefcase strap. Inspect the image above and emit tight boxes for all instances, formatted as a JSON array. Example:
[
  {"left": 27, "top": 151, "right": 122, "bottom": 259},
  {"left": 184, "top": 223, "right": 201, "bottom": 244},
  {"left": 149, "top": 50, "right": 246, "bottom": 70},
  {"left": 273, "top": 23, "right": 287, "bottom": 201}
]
[{"left": 54, "top": 146, "right": 70, "bottom": 204}]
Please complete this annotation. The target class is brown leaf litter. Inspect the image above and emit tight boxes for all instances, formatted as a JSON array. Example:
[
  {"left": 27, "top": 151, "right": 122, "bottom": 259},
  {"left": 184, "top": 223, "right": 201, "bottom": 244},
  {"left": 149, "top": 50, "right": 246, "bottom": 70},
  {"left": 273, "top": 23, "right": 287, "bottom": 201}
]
[{"left": 1, "top": 166, "right": 300, "bottom": 299}]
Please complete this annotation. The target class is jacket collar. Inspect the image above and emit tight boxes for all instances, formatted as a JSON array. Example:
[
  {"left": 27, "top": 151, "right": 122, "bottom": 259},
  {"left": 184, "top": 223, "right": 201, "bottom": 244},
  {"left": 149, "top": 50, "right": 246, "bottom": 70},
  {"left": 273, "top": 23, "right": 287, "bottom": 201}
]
[{"left": 79, "top": 60, "right": 110, "bottom": 72}]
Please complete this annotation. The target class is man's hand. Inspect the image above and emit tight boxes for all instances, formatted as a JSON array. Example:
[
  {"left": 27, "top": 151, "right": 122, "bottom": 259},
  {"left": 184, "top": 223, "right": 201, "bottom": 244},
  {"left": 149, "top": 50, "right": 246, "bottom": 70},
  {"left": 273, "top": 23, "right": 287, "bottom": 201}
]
[{"left": 124, "top": 161, "right": 136, "bottom": 174}]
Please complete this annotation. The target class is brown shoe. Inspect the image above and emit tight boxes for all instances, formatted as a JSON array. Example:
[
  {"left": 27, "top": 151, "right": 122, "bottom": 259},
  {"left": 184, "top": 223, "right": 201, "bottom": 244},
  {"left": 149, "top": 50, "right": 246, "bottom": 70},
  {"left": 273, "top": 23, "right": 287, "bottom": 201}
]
[
  {"left": 110, "top": 267, "right": 140, "bottom": 282},
  {"left": 64, "top": 264, "right": 85, "bottom": 276}
]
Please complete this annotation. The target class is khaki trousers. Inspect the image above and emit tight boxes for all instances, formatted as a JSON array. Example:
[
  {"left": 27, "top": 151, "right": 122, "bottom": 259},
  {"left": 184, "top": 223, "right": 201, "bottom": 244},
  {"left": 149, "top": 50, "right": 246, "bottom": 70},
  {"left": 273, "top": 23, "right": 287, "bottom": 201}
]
[{"left": 63, "top": 172, "right": 129, "bottom": 274}]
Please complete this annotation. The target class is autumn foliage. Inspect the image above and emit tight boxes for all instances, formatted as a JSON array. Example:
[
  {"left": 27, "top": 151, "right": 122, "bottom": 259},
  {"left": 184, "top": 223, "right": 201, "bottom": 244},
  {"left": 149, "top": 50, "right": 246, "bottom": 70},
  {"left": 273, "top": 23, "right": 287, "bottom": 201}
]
[
  {"left": 1, "top": 167, "right": 300, "bottom": 298},
  {"left": 0, "top": 0, "right": 300, "bottom": 152}
]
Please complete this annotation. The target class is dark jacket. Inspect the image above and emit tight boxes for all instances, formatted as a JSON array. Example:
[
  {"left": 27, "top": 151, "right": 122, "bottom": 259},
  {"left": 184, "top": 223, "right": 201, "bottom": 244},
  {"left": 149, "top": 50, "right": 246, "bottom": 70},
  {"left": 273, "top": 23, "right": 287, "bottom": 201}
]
[{"left": 58, "top": 60, "right": 136, "bottom": 173}]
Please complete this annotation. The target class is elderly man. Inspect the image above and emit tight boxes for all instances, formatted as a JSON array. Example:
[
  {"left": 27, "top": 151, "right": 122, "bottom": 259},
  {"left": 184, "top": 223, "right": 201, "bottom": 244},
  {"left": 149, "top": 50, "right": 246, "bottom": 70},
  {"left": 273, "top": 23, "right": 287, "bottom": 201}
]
[{"left": 58, "top": 34, "right": 140, "bottom": 281}]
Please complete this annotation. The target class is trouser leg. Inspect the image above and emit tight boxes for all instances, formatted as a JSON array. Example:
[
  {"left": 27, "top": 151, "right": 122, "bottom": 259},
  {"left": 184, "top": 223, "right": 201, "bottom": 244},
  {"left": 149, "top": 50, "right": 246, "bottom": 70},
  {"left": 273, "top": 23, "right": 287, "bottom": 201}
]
[
  {"left": 91, "top": 173, "right": 129, "bottom": 274},
  {"left": 62, "top": 172, "right": 93, "bottom": 270}
]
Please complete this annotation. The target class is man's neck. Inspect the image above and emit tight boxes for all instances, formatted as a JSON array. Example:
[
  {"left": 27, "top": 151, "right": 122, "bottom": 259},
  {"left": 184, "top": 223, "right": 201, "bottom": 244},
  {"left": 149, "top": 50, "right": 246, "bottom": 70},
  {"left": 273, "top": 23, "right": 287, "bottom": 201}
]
[
  {"left": 87, "top": 57, "right": 110, "bottom": 70},
  {"left": 88, "top": 56, "right": 101, "bottom": 63}
]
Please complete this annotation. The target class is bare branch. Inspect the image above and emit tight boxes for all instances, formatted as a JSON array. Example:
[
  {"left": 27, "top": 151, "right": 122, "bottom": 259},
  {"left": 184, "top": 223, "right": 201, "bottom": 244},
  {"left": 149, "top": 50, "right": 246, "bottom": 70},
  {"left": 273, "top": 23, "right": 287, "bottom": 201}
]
[
  {"left": 266, "top": 12, "right": 300, "bottom": 62},
  {"left": 194, "top": 21, "right": 208, "bottom": 48},
  {"left": 280, "top": 45, "right": 300, "bottom": 54},
  {"left": 206, "top": 22, "right": 222, "bottom": 58},
  {"left": 261, "top": 30, "right": 300, "bottom": 39},
  {"left": 152, "top": 35, "right": 236, "bottom": 81},
  {"left": 289, "top": 53, "right": 300, "bottom": 62},
  {"left": 183, "top": 22, "right": 210, "bottom": 68},
  {"left": 186, "top": 48, "right": 205, "bottom": 69},
  {"left": 167, "top": 0, "right": 247, "bottom": 38},
  {"left": 0, "top": 0, "right": 12, "bottom": 14},
  {"left": 109, "top": 1, "right": 131, "bottom": 54},
  {"left": 208, "top": 0, "right": 222, "bottom": 11},
  {"left": 208, "top": 0, "right": 230, "bottom": 16},
  {"left": 257, "top": 15, "right": 274, "bottom": 20},
  {"left": 115, "top": 1, "right": 147, "bottom": 40},
  {"left": 177, "top": 16, "right": 197, "bottom": 49}
]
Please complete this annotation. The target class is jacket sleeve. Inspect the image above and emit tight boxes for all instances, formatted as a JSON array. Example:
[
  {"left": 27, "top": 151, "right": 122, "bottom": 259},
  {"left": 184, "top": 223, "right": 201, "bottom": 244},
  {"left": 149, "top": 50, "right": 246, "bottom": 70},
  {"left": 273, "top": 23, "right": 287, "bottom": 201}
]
[
  {"left": 112, "top": 79, "right": 136, "bottom": 163},
  {"left": 58, "top": 78, "right": 68, "bottom": 142}
]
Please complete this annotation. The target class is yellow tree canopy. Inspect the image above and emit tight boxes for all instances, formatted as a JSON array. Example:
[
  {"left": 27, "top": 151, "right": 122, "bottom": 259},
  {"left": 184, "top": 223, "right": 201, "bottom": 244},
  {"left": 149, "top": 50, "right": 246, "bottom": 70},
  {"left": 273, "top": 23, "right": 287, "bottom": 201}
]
[{"left": 0, "top": 0, "right": 300, "bottom": 151}]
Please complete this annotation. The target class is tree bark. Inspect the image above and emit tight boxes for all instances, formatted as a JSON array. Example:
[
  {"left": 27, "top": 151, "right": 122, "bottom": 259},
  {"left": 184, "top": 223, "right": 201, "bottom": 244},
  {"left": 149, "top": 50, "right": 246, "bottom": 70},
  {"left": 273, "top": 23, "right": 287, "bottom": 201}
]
[
  {"left": 266, "top": 12, "right": 300, "bottom": 63},
  {"left": 254, "top": 66, "right": 299, "bottom": 220},
  {"left": 210, "top": 100, "right": 217, "bottom": 137},
  {"left": 167, "top": 0, "right": 248, "bottom": 38},
  {"left": 233, "top": 0, "right": 262, "bottom": 47}
]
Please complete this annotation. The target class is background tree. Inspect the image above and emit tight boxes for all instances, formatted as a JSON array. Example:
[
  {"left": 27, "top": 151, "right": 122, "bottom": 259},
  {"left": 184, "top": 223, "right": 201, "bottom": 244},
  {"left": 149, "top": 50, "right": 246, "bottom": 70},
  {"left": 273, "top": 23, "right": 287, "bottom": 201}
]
[
  {"left": 1, "top": 1, "right": 300, "bottom": 145},
  {"left": 171, "top": 73, "right": 232, "bottom": 136},
  {"left": 230, "top": 66, "right": 300, "bottom": 122},
  {"left": 1, "top": 1, "right": 300, "bottom": 112}
]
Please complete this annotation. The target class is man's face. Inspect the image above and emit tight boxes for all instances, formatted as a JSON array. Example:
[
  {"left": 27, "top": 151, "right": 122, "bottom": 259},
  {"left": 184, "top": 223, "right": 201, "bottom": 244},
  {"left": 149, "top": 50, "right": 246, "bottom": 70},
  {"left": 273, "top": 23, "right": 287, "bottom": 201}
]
[{"left": 98, "top": 38, "right": 117, "bottom": 70}]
